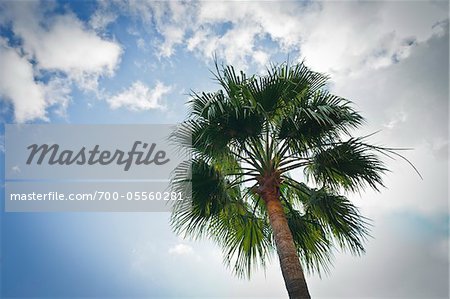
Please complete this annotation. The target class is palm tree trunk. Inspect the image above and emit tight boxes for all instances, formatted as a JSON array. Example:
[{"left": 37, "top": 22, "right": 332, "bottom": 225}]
[{"left": 261, "top": 182, "right": 311, "bottom": 299}]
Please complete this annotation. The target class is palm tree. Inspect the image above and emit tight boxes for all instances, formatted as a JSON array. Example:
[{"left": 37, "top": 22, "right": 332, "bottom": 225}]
[{"left": 170, "top": 61, "right": 417, "bottom": 298}]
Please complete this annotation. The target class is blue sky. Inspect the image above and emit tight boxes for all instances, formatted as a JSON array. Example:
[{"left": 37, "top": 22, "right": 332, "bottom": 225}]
[{"left": 0, "top": 1, "right": 449, "bottom": 298}]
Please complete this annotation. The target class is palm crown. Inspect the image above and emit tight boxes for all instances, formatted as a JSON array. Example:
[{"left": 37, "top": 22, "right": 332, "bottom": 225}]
[{"left": 170, "top": 61, "right": 414, "bottom": 298}]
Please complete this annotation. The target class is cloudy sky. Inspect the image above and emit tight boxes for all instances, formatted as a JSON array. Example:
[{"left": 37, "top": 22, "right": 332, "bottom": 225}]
[{"left": 0, "top": 0, "right": 448, "bottom": 298}]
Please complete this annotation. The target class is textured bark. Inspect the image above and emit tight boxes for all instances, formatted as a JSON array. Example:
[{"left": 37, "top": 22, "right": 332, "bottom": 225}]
[{"left": 259, "top": 175, "right": 311, "bottom": 299}]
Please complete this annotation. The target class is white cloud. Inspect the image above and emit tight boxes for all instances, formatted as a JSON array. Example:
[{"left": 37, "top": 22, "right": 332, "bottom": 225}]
[
  {"left": 115, "top": 1, "right": 447, "bottom": 75},
  {"left": 328, "top": 31, "right": 449, "bottom": 217},
  {"left": 168, "top": 243, "right": 194, "bottom": 256},
  {"left": 297, "top": 1, "right": 447, "bottom": 76},
  {"left": 89, "top": 1, "right": 118, "bottom": 32},
  {"left": 151, "top": 2, "right": 195, "bottom": 58},
  {"left": 0, "top": 1, "right": 122, "bottom": 122},
  {"left": 188, "top": 21, "right": 263, "bottom": 70},
  {"left": 0, "top": 43, "right": 48, "bottom": 122},
  {"left": 309, "top": 211, "right": 449, "bottom": 298},
  {"left": 136, "top": 38, "right": 146, "bottom": 51},
  {"left": 331, "top": 29, "right": 448, "bottom": 151},
  {"left": 10, "top": 9, "right": 122, "bottom": 90},
  {"left": 107, "top": 81, "right": 171, "bottom": 111},
  {"left": 383, "top": 110, "right": 408, "bottom": 129},
  {"left": 43, "top": 77, "right": 72, "bottom": 119}
]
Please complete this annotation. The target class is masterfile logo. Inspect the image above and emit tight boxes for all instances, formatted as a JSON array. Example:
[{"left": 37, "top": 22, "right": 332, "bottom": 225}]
[
  {"left": 26, "top": 141, "right": 170, "bottom": 171},
  {"left": 5, "top": 124, "right": 191, "bottom": 212}
]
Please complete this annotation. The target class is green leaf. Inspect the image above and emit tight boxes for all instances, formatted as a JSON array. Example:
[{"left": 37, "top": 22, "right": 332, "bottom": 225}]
[{"left": 305, "top": 138, "right": 387, "bottom": 192}]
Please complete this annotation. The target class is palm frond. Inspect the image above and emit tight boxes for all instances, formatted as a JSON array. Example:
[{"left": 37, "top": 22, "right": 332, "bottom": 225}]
[
  {"left": 305, "top": 188, "right": 372, "bottom": 255},
  {"left": 304, "top": 138, "right": 388, "bottom": 192},
  {"left": 171, "top": 159, "right": 234, "bottom": 237},
  {"left": 285, "top": 207, "right": 333, "bottom": 276},
  {"left": 170, "top": 157, "right": 272, "bottom": 278},
  {"left": 214, "top": 206, "right": 274, "bottom": 278},
  {"left": 280, "top": 177, "right": 371, "bottom": 262},
  {"left": 278, "top": 91, "right": 365, "bottom": 154}
]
